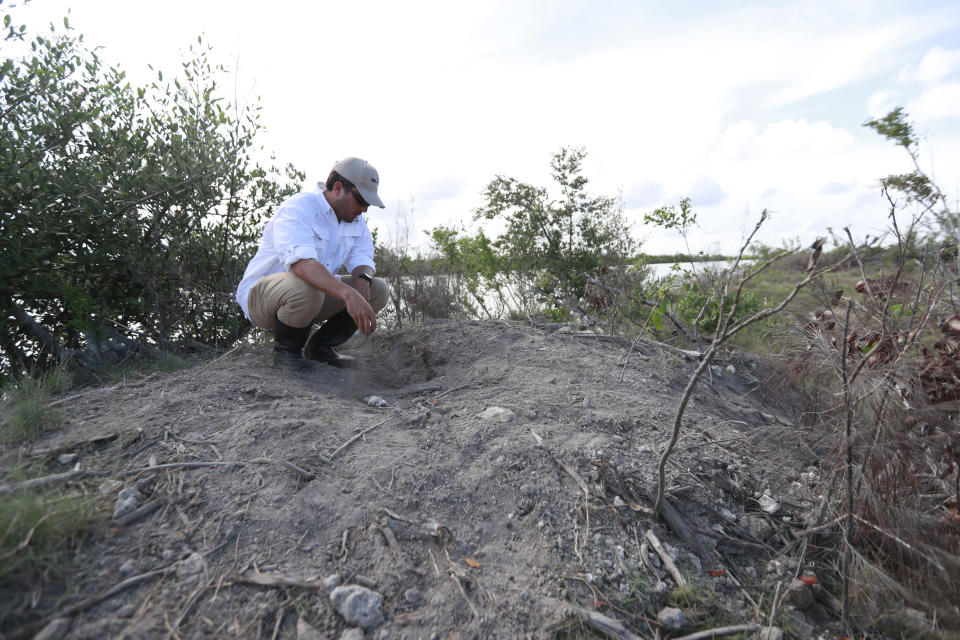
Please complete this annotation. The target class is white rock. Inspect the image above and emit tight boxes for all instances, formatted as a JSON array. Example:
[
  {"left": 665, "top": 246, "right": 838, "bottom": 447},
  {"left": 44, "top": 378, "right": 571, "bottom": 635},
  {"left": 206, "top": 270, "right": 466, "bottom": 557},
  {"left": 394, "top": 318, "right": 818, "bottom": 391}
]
[
  {"left": 612, "top": 496, "right": 626, "bottom": 507},
  {"left": 330, "top": 585, "right": 384, "bottom": 630},
  {"left": 176, "top": 552, "right": 206, "bottom": 578},
  {"left": 363, "top": 396, "right": 389, "bottom": 408},
  {"left": 112, "top": 487, "right": 143, "bottom": 519},
  {"left": 725, "top": 364, "right": 736, "bottom": 375},
  {"left": 297, "top": 617, "right": 326, "bottom": 640},
  {"left": 476, "top": 406, "right": 516, "bottom": 423},
  {"left": 321, "top": 573, "right": 341, "bottom": 596},
  {"left": 58, "top": 453, "right": 78, "bottom": 465},
  {"left": 719, "top": 508, "right": 738, "bottom": 522},
  {"left": 340, "top": 628, "right": 365, "bottom": 640},
  {"left": 758, "top": 627, "right": 783, "bottom": 640},
  {"left": 759, "top": 494, "right": 780, "bottom": 514},
  {"left": 657, "top": 606, "right": 686, "bottom": 630}
]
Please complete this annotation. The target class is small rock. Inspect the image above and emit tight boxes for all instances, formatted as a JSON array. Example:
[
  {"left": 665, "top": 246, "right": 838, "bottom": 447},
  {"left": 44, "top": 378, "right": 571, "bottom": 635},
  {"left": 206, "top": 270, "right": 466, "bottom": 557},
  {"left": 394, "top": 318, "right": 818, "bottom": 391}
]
[
  {"left": 747, "top": 515, "right": 775, "bottom": 540},
  {"left": 710, "top": 365, "right": 724, "bottom": 378},
  {"left": 637, "top": 445, "right": 653, "bottom": 454},
  {"left": 784, "top": 579, "right": 815, "bottom": 610},
  {"left": 176, "top": 552, "right": 206, "bottom": 578},
  {"left": 494, "top": 455, "right": 505, "bottom": 465},
  {"left": 758, "top": 494, "right": 780, "bottom": 514},
  {"left": 612, "top": 496, "right": 626, "bottom": 508},
  {"left": 119, "top": 559, "right": 136, "bottom": 576},
  {"left": 582, "top": 397, "right": 593, "bottom": 409},
  {"left": 321, "top": 573, "right": 341, "bottom": 596},
  {"left": 161, "top": 549, "right": 174, "bottom": 561},
  {"left": 112, "top": 487, "right": 143, "bottom": 519},
  {"left": 725, "top": 364, "right": 736, "bottom": 375},
  {"left": 363, "top": 395, "right": 389, "bottom": 408},
  {"left": 477, "top": 406, "right": 515, "bottom": 423},
  {"left": 33, "top": 617, "right": 72, "bottom": 640},
  {"left": 403, "top": 588, "right": 422, "bottom": 604},
  {"left": 519, "top": 484, "right": 537, "bottom": 498},
  {"left": 58, "top": 453, "right": 78, "bottom": 465},
  {"left": 297, "top": 616, "right": 326, "bottom": 640},
  {"left": 99, "top": 479, "right": 124, "bottom": 495},
  {"left": 758, "top": 627, "right": 783, "bottom": 640},
  {"left": 523, "top": 409, "right": 537, "bottom": 420},
  {"left": 330, "top": 585, "right": 384, "bottom": 631},
  {"left": 340, "top": 628, "right": 365, "bottom": 640},
  {"left": 719, "top": 507, "right": 737, "bottom": 522},
  {"left": 117, "top": 604, "right": 136, "bottom": 618},
  {"left": 657, "top": 606, "right": 686, "bottom": 630}
]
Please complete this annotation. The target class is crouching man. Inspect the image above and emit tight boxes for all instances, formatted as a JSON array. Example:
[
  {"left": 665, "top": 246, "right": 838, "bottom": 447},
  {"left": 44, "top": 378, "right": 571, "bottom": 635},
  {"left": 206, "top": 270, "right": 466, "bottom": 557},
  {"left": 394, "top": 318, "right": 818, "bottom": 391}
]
[{"left": 236, "top": 157, "right": 389, "bottom": 370}]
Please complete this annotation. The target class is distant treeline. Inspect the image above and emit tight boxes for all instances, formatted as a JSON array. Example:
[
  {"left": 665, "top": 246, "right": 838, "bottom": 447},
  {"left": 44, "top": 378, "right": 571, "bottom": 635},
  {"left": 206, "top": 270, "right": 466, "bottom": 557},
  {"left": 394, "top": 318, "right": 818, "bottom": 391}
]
[{"left": 638, "top": 253, "right": 737, "bottom": 264}]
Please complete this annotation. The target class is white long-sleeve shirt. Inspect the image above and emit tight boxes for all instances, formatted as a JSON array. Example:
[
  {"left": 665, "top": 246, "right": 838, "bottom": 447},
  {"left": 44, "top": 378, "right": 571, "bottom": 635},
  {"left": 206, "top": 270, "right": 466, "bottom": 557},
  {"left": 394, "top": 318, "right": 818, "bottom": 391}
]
[{"left": 235, "top": 185, "right": 376, "bottom": 320}]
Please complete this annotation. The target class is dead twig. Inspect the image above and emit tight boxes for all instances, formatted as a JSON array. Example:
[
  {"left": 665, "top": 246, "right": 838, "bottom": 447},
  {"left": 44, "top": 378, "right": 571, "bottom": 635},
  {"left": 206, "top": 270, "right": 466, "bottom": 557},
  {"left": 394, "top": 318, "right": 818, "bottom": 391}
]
[
  {"left": 115, "top": 499, "right": 163, "bottom": 526},
  {"left": 543, "top": 597, "right": 646, "bottom": 640},
  {"left": 644, "top": 530, "right": 687, "bottom": 588},
  {"left": 200, "top": 344, "right": 242, "bottom": 371},
  {"left": 672, "top": 625, "right": 763, "bottom": 640},
  {"left": 328, "top": 415, "right": 396, "bottom": 460},
  {"left": 9, "top": 565, "right": 177, "bottom": 639},
  {"left": 0, "top": 469, "right": 110, "bottom": 496},
  {"left": 48, "top": 386, "right": 119, "bottom": 407},
  {"left": 249, "top": 457, "right": 316, "bottom": 481},
  {"left": 450, "top": 573, "right": 481, "bottom": 620}
]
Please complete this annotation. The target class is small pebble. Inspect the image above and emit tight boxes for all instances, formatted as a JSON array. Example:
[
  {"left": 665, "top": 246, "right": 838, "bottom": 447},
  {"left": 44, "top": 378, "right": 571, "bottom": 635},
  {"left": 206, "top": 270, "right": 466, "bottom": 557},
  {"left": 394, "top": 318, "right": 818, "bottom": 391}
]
[
  {"left": 57, "top": 453, "right": 78, "bottom": 465},
  {"left": 119, "top": 559, "right": 136, "bottom": 576}
]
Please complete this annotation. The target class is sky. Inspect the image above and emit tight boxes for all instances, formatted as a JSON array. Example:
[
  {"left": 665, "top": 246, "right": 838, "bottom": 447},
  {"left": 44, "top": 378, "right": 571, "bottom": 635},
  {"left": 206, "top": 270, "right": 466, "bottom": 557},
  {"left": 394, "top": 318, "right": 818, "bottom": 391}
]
[{"left": 8, "top": 0, "right": 960, "bottom": 255}]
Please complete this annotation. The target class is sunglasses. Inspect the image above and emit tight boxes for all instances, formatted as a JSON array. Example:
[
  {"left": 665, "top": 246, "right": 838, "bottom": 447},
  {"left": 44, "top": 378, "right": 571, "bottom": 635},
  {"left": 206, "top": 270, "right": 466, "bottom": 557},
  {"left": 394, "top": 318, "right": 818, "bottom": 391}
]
[{"left": 350, "top": 187, "right": 368, "bottom": 209}]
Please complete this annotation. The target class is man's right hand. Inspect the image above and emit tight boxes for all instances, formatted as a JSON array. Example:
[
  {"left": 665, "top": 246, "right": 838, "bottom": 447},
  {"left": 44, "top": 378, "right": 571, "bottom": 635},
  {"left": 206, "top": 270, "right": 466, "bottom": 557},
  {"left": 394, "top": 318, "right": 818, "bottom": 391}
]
[{"left": 344, "top": 288, "right": 376, "bottom": 335}]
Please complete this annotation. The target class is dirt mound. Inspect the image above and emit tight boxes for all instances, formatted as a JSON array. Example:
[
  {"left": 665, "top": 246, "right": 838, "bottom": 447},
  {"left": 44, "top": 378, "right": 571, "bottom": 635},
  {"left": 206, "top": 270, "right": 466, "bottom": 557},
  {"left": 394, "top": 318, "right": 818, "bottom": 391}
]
[{"left": 3, "top": 321, "right": 839, "bottom": 639}]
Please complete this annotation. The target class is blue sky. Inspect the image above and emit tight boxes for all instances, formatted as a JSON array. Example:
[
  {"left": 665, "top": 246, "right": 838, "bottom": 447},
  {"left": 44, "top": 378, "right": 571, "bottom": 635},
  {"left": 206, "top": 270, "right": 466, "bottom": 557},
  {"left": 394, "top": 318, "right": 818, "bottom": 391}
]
[{"left": 8, "top": 0, "right": 960, "bottom": 254}]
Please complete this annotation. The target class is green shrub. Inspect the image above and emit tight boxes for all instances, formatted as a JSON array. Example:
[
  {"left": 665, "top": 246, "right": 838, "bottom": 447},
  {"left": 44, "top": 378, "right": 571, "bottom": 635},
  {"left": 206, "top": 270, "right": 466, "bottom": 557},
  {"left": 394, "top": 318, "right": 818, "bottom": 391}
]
[
  {"left": 0, "top": 374, "right": 64, "bottom": 443},
  {"left": 673, "top": 281, "right": 765, "bottom": 335},
  {"left": 0, "top": 490, "right": 97, "bottom": 584}
]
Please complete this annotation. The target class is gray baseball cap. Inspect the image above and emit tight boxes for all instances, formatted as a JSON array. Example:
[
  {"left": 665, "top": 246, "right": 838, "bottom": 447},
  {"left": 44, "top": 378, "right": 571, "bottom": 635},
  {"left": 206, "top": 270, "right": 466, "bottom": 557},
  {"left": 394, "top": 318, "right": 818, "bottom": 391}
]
[{"left": 332, "top": 157, "right": 385, "bottom": 208}]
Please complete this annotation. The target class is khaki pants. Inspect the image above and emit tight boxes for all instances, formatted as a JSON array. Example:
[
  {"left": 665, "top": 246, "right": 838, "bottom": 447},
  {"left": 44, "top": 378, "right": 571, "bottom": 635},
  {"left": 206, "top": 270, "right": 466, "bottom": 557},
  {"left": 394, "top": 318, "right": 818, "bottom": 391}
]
[{"left": 247, "top": 272, "right": 389, "bottom": 330}]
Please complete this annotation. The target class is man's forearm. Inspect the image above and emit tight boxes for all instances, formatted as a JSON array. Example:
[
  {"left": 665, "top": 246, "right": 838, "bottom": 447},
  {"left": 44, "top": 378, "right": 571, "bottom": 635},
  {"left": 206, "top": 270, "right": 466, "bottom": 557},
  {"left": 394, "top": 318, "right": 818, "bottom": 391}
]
[{"left": 291, "top": 259, "right": 355, "bottom": 301}]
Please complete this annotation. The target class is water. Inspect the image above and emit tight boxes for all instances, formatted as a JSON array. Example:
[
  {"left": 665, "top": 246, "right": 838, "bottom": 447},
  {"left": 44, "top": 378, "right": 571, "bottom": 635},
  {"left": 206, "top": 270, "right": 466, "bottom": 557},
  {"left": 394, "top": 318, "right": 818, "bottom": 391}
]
[{"left": 646, "top": 259, "right": 755, "bottom": 280}]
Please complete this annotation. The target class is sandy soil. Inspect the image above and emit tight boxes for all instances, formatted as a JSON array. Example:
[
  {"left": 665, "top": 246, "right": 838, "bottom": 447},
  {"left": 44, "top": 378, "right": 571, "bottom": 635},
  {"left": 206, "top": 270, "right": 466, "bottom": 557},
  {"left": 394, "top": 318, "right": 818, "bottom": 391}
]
[{"left": 2, "top": 320, "right": 841, "bottom": 639}]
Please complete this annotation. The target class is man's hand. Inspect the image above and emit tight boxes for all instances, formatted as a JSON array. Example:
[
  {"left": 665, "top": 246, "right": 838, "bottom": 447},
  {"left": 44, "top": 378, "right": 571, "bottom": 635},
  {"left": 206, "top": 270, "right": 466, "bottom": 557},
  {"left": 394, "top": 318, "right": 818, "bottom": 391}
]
[
  {"left": 344, "top": 288, "right": 376, "bottom": 335},
  {"left": 290, "top": 259, "right": 377, "bottom": 335}
]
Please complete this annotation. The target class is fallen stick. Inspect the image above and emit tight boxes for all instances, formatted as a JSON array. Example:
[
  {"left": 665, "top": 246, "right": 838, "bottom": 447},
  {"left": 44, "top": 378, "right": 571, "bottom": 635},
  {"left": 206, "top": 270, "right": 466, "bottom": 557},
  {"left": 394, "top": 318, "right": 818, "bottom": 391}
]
[
  {"left": 544, "top": 598, "right": 645, "bottom": 640},
  {"left": 328, "top": 415, "right": 395, "bottom": 460},
  {"left": 121, "top": 461, "right": 243, "bottom": 477},
  {"left": 672, "top": 624, "right": 763, "bottom": 640},
  {"left": 430, "top": 382, "right": 471, "bottom": 400},
  {"left": 115, "top": 499, "right": 163, "bottom": 526},
  {"left": 644, "top": 530, "right": 687, "bottom": 588},
  {"left": 0, "top": 469, "right": 109, "bottom": 496},
  {"left": 200, "top": 344, "right": 242, "bottom": 371},
  {"left": 48, "top": 386, "right": 119, "bottom": 407},
  {"left": 450, "top": 574, "right": 481, "bottom": 620},
  {"left": 249, "top": 457, "right": 316, "bottom": 481},
  {"left": 9, "top": 565, "right": 176, "bottom": 639}
]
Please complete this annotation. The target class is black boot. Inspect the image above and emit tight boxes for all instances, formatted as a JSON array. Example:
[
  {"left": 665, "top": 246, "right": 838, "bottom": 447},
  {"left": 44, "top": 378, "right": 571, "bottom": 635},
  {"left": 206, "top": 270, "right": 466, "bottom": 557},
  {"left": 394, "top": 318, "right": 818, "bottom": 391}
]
[
  {"left": 304, "top": 310, "right": 358, "bottom": 368},
  {"left": 273, "top": 317, "right": 316, "bottom": 371}
]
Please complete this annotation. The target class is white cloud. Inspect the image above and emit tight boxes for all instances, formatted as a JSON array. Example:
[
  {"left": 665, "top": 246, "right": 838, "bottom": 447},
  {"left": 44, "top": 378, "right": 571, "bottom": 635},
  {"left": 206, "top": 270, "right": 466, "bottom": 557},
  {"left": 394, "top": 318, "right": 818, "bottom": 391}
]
[
  {"left": 906, "top": 81, "right": 960, "bottom": 120},
  {"left": 867, "top": 89, "right": 900, "bottom": 118},
  {"left": 898, "top": 46, "right": 960, "bottom": 84}
]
